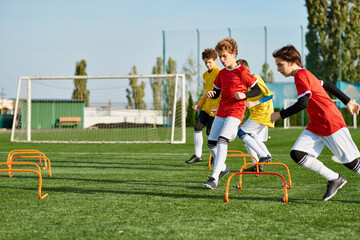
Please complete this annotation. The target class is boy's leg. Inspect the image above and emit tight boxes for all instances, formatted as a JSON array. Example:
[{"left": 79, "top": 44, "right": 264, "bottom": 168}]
[
  {"left": 291, "top": 130, "right": 345, "bottom": 201},
  {"left": 203, "top": 117, "right": 225, "bottom": 189},
  {"left": 206, "top": 116, "right": 224, "bottom": 161},
  {"left": 205, "top": 116, "right": 240, "bottom": 190},
  {"left": 186, "top": 111, "right": 210, "bottom": 164},
  {"left": 206, "top": 116, "right": 216, "bottom": 164},
  {"left": 211, "top": 117, "right": 240, "bottom": 181},
  {"left": 194, "top": 131, "right": 203, "bottom": 157},
  {"left": 243, "top": 143, "right": 259, "bottom": 163},
  {"left": 238, "top": 119, "right": 271, "bottom": 162},
  {"left": 323, "top": 127, "right": 360, "bottom": 175},
  {"left": 256, "top": 141, "right": 271, "bottom": 158}
]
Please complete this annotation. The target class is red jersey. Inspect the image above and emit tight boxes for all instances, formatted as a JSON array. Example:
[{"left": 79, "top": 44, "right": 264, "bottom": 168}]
[
  {"left": 294, "top": 68, "right": 346, "bottom": 136},
  {"left": 214, "top": 65, "right": 257, "bottom": 120}
]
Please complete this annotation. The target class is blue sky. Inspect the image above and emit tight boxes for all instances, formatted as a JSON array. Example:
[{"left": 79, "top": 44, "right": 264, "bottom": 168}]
[{"left": 0, "top": 0, "right": 308, "bottom": 99}]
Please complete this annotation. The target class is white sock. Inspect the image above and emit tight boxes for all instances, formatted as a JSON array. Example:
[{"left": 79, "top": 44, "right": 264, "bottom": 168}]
[
  {"left": 302, "top": 155, "right": 339, "bottom": 181},
  {"left": 244, "top": 143, "right": 259, "bottom": 163},
  {"left": 194, "top": 131, "right": 203, "bottom": 157},
  {"left": 212, "top": 141, "right": 228, "bottom": 181},
  {"left": 208, "top": 144, "right": 217, "bottom": 161},
  {"left": 257, "top": 141, "right": 271, "bottom": 157},
  {"left": 241, "top": 134, "right": 267, "bottom": 158}
]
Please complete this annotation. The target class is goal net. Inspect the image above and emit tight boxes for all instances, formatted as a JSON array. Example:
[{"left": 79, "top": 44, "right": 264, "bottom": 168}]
[
  {"left": 11, "top": 74, "right": 186, "bottom": 143},
  {"left": 283, "top": 98, "right": 357, "bottom": 129}
]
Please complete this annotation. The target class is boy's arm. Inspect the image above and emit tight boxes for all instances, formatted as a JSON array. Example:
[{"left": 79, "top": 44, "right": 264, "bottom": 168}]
[
  {"left": 322, "top": 81, "right": 350, "bottom": 105},
  {"left": 247, "top": 95, "right": 273, "bottom": 108},
  {"left": 235, "top": 83, "right": 261, "bottom": 100},
  {"left": 207, "top": 87, "right": 221, "bottom": 99},
  {"left": 245, "top": 83, "right": 261, "bottom": 98},
  {"left": 322, "top": 81, "right": 359, "bottom": 115},
  {"left": 197, "top": 94, "right": 206, "bottom": 107},
  {"left": 280, "top": 94, "right": 309, "bottom": 119}
]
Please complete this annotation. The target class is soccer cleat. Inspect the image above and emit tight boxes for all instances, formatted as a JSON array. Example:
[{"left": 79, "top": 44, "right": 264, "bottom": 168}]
[
  {"left": 218, "top": 166, "right": 230, "bottom": 181},
  {"left": 323, "top": 174, "right": 347, "bottom": 201},
  {"left": 204, "top": 177, "right": 218, "bottom": 189},
  {"left": 185, "top": 154, "right": 203, "bottom": 164},
  {"left": 243, "top": 165, "right": 264, "bottom": 172},
  {"left": 259, "top": 155, "right": 272, "bottom": 163}
]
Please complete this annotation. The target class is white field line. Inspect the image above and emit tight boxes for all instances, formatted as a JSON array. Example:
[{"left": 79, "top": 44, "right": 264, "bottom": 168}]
[
  {"left": 0, "top": 152, "right": 189, "bottom": 156},
  {"left": 0, "top": 152, "right": 335, "bottom": 157}
]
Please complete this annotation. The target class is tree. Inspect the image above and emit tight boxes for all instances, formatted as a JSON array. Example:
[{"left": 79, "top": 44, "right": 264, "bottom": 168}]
[
  {"left": 260, "top": 62, "right": 275, "bottom": 83},
  {"left": 165, "top": 57, "right": 177, "bottom": 112},
  {"left": 72, "top": 60, "right": 90, "bottom": 106},
  {"left": 186, "top": 92, "right": 196, "bottom": 127},
  {"left": 151, "top": 57, "right": 163, "bottom": 110},
  {"left": 182, "top": 52, "right": 199, "bottom": 99},
  {"left": 127, "top": 66, "right": 146, "bottom": 109},
  {"left": 305, "top": 0, "right": 360, "bottom": 83},
  {"left": 126, "top": 88, "right": 133, "bottom": 109}
]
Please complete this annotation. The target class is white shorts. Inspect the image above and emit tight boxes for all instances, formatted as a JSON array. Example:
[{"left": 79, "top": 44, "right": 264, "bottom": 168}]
[
  {"left": 208, "top": 116, "right": 241, "bottom": 142},
  {"left": 292, "top": 128, "right": 360, "bottom": 164},
  {"left": 240, "top": 119, "right": 269, "bottom": 142}
]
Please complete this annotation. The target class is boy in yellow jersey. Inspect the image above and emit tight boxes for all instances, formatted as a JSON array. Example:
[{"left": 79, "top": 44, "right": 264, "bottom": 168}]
[
  {"left": 186, "top": 48, "right": 221, "bottom": 164},
  {"left": 236, "top": 59, "right": 274, "bottom": 172}
]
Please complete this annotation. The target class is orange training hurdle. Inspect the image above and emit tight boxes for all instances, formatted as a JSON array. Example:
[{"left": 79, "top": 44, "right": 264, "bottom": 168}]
[
  {"left": 0, "top": 162, "right": 48, "bottom": 199},
  {"left": 208, "top": 150, "right": 248, "bottom": 170},
  {"left": 225, "top": 162, "right": 292, "bottom": 203},
  {"left": 7, "top": 150, "right": 52, "bottom": 178}
]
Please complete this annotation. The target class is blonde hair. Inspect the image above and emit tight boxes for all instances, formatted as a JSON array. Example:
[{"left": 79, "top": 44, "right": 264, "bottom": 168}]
[{"left": 215, "top": 38, "right": 238, "bottom": 56}]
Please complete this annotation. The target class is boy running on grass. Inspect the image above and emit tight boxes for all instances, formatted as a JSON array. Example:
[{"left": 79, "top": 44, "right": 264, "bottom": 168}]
[
  {"left": 186, "top": 49, "right": 221, "bottom": 165},
  {"left": 203, "top": 38, "right": 262, "bottom": 189},
  {"left": 236, "top": 59, "right": 274, "bottom": 172},
  {"left": 271, "top": 45, "right": 360, "bottom": 201}
]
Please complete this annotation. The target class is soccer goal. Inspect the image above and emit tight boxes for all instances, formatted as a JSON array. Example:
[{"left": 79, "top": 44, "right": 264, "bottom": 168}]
[
  {"left": 11, "top": 74, "right": 186, "bottom": 143},
  {"left": 283, "top": 98, "right": 357, "bottom": 129}
]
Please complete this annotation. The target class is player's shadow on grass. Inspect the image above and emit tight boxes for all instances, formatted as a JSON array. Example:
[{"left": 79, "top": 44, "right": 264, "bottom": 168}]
[
  {"left": 0, "top": 185, "right": 226, "bottom": 201},
  {"left": 52, "top": 160, "right": 196, "bottom": 169},
  {"left": 1, "top": 180, "right": 360, "bottom": 204}
]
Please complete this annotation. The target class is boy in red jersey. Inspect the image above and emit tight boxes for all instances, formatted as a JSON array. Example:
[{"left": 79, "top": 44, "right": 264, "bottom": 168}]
[
  {"left": 271, "top": 45, "right": 360, "bottom": 201},
  {"left": 203, "top": 38, "right": 262, "bottom": 189}
]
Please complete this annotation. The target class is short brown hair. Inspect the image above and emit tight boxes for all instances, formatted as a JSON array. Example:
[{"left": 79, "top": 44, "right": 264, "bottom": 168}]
[
  {"left": 236, "top": 59, "right": 249, "bottom": 70},
  {"left": 272, "top": 45, "right": 303, "bottom": 67},
  {"left": 202, "top": 48, "right": 217, "bottom": 60},
  {"left": 215, "top": 38, "right": 238, "bottom": 56}
]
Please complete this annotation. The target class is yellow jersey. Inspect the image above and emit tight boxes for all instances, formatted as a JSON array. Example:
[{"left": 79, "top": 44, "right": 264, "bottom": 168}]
[
  {"left": 197, "top": 66, "right": 221, "bottom": 116},
  {"left": 247, "top": 74, "right": 274, "bottom": 128}
]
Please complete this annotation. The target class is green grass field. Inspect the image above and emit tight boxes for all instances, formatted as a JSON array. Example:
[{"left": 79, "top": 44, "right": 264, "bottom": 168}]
[{"left": 0, "top": 128, "right": 359, "bottom": 239}]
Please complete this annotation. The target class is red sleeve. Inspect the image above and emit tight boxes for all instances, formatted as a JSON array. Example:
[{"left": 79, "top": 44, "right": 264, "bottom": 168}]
[
  {"left": 294, "top": 70, "right": 312, "bottom": 98},
  {"left": 213, "top": 71, "right": 221, "bottom": 89},
  {"left": 240, "top": 67, "right": 257, "bottom": 88}
]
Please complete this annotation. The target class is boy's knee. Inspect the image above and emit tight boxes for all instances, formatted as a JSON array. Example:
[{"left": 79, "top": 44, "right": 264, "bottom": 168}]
[
  {"left": 218, "top": 136, "right": 229, "bottom": 144},
  {"left": 237, "top": 129, "right": 246, "bottom": 139},
  {"left": 290, "top": 150, "right": 308, "bottom": 164},
  {"left": 207, "top": 140, "right": 217, "bottom": 149},
  {"left": 194, "top": 121, "right": 204, "bottom": 131}
]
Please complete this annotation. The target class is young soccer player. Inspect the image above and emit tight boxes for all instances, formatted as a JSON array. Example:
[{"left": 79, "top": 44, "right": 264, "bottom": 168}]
[
  {"left": 236, "top": 59, "right": 274, "bottom": 172},
  {"left": 186, "top": 49, "right": 221, "bottom": 164},
  {"left": 203, "top": 38, "right": 262, "bottom": 189},
  {"left": 271, "top": 45, "right": 360, "bottom": 201}
]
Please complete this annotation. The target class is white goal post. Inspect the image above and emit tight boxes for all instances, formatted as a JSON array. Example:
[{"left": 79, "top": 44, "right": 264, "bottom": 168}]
[
  {"left": 283, "top": 98, "right": 357, "bottom": 129},
  {"left": 11, "top": 74, "right": 186, "bottom": 143}
]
